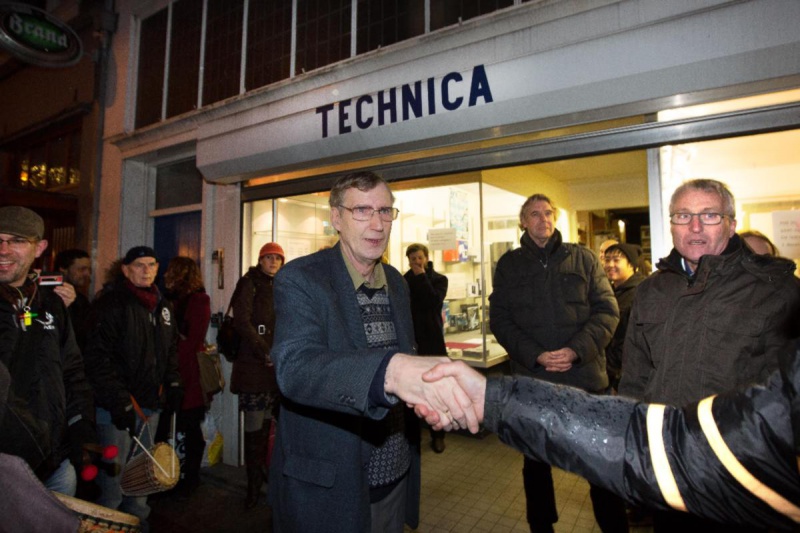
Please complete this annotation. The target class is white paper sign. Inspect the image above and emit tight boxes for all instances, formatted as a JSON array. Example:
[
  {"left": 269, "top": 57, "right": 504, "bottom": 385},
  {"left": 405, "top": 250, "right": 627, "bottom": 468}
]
[
  {"left": 428, "top": 228, "right": 458, "bottom": 250},
  {"left": 773, "top": 210, "right": 800, "bottom": 258}
]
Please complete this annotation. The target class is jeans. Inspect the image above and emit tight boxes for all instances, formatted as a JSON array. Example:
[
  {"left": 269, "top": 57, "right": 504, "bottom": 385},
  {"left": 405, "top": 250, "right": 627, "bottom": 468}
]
[
  {"left": 44, "top": 458, "right": 77, "bottom": 496},
  {"left": 96, "top": 407, "right": 160, "bottom": 532}
]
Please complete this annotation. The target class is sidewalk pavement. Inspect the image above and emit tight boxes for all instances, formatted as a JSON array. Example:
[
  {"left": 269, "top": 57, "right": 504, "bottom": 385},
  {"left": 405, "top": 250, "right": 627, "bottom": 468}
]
[{"left": 148, "top": 463, "right": 271, "bottom": 532}]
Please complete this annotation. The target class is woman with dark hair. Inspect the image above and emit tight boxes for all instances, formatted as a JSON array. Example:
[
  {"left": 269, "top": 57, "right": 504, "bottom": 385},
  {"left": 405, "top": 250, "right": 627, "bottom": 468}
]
[{"left": 163, "top": 256, "right": 211, "bottom": 499}]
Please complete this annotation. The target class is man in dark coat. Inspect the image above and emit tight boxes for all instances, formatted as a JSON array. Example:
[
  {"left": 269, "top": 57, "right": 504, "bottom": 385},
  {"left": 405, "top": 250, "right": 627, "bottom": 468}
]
[
  {"left": 55, "top": 248, "right": 92, "bottom": 350},
  {"left": 0, "top": 206, "right": 96, "bottom": 497},
  {"left": 83, "top": 246, "right": 183, "bottom": 529},
  {"left": 404, "top": 242, "right": 449, "bottom": 453},
  {"left": 619, "top": 179, "right": 800, "bottom": 532},
  {"left": 269, "top": 171, "right": 480, "bottom": 533},
  {"left": 489, "top": 193, "right": 624, "bottom": 532}
]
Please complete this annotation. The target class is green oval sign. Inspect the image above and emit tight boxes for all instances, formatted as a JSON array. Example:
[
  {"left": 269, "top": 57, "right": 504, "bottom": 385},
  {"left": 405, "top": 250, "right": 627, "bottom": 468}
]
[{"left": 0, "top": 3, "right": 82, "bottom": 67}]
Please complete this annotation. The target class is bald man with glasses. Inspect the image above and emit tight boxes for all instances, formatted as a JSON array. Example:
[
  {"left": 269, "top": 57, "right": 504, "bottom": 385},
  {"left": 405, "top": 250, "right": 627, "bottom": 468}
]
[{"left": 618, "top": 178, "right": 800, "bottom": 532}]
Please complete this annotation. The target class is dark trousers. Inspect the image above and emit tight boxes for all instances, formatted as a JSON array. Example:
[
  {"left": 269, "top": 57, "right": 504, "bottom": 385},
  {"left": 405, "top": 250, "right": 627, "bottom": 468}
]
[
  {"left": 178, "top": 406, "right": 207, "bottom": 485},
  {"left": 523, "top": 457, "right": 628, "bottom": 533},
  {"left": 653, "top": 508, "right": 765, "bottom": 533}
]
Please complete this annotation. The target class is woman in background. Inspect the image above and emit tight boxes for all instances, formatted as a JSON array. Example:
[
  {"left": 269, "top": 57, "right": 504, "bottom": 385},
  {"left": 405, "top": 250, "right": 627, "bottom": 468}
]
[
  {"left": 231, "top": 242, "right": 284, "bottom": 509},
  {"left": 163, "top": 256, "right": 211, "bottom": 500}
]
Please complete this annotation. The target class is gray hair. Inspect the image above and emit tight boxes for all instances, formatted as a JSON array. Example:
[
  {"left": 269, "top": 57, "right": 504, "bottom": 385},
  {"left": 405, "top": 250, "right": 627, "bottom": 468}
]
[
  {"left": 669, "top": 179, "right": 736, "bottom": 218},
  {"left": 329, "top": 171, "right": 394, "bottom": 209},
  {"left": 518, "top": 193, "right": 557, "bottom": 230}
]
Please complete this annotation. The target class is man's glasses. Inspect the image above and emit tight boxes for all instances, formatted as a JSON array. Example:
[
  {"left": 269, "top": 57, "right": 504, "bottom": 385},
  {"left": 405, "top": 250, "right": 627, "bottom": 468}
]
[
  {"left": 669, "top": 212, "right": 729, "bottom": 226},
  {"left": 339, "top": 206, "right": 399, "bottom": 222},
  {"left": 0, "top": 237, "right": 36, "bottom": 250}
]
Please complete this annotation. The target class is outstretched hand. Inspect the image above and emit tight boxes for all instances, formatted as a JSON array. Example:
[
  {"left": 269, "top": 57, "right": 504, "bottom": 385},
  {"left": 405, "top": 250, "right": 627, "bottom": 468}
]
[
  {"left": 384, "top": 354, "right": 481, "bottom": 433},
  {"left": 416, "top": 360, "right": 487, "bottom": 431}
]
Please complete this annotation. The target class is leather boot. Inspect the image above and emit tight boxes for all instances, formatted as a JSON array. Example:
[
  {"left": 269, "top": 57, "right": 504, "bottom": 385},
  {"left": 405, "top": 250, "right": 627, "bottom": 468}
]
[{"left": 244, "top": 423, "right": 270, "bottom": 509}]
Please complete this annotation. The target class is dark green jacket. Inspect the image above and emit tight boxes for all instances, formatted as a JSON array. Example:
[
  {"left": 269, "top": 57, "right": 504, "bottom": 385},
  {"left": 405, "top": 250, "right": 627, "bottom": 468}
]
[{"left": 619, "top": 234, "right": 800, "bottom": 406}]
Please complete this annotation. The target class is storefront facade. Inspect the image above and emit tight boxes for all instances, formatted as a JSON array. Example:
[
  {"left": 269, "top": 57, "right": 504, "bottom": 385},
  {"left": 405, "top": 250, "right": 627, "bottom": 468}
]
[{"left": 103, "top": 0, "right": 800, "bottom": 464}]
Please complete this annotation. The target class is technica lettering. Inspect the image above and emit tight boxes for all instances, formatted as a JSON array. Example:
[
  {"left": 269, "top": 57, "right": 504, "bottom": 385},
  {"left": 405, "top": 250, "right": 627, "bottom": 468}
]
[{"left": 316, "top": 64, "right": 493, "bottom": 139}]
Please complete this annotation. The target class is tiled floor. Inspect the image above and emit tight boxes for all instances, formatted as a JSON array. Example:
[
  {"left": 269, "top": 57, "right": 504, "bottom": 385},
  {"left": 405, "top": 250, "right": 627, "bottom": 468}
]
[
  {"left": 411, "top": 430, "right": 654, "bottom": 533},
  {"left": 148, "top": 429, "right": 654, "bottom": 532}
]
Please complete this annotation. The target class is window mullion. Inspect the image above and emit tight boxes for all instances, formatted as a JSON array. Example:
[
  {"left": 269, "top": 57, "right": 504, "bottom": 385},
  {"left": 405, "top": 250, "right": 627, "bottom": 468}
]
[
  {"left": 240, "top": 0, "right": 249, "bottom": 94},
  {"left": 290, "top": 0, "right": 297, "bottom": 78},
  {"left": 162, "top": 1, "right": 173, "bottom": 121},
  {"left": 198, "top": 0, "right": 208, "bottom": 109}
]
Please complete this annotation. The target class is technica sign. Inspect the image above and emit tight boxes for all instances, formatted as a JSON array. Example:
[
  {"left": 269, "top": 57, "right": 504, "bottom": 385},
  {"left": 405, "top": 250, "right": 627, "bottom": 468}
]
[
  {"left": 316, "top": 64, "right": 494, "bottom": 139},
  {"left": 0, "top": 3, "right": 82, "bottom": 68}
]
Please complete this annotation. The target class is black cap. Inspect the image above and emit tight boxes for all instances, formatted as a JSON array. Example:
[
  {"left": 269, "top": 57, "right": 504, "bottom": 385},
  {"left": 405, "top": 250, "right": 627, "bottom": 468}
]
[
  {"left": 606, "top": 243, "right": 642, "bottom": 268},
  {"left": 122, "top": 246, "right": 158, "bottom": 265}
]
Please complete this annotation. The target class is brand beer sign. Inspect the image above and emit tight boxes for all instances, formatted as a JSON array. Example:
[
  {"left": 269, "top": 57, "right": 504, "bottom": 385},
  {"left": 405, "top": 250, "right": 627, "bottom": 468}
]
[{"left": 0, "top": 3, "right": 82, "bottom": 67}]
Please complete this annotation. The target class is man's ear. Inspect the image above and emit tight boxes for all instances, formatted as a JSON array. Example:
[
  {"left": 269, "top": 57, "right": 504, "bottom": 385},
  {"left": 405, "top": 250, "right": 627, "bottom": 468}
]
[{"left": 34, "top": 239, "right": 49, "bottom": 259}]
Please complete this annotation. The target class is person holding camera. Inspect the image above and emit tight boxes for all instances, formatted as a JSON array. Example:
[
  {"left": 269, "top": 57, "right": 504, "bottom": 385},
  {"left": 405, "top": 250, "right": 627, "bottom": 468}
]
[{"left": 0, "top": 206, "right": 97, "bottom": 497}]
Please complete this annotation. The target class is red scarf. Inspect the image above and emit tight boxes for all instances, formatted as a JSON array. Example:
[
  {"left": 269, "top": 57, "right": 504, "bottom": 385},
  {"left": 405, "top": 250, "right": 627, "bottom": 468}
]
[{"left": 125, "top": 280, "right": 159, "bottom": 312}]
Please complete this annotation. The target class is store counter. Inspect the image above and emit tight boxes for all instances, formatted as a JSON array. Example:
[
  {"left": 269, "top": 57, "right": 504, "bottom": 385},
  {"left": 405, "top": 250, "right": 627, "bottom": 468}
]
[{"left": 444, "top": 332, "right": 508, "bottom": 369}]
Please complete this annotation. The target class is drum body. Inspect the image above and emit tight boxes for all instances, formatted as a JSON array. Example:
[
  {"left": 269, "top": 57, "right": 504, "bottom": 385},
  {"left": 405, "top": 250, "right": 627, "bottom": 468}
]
[
  {"left": 120, "top": 442, "right": 180, "bottom": 496},
  {"left": 54, "top": 492, "right": 140, "bottom": 532}
]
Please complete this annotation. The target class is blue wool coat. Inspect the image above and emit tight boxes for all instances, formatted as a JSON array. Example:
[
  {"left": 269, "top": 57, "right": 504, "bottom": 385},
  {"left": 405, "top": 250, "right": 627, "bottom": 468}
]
[{"left": 268, "top": 244, "right": 420, "bottom": 533}]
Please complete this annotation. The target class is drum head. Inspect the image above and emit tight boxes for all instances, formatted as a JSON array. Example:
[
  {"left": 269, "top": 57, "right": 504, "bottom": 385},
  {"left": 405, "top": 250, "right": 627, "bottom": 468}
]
[{"left": 53, "top": 492, "right": 140, "bottom": 531}]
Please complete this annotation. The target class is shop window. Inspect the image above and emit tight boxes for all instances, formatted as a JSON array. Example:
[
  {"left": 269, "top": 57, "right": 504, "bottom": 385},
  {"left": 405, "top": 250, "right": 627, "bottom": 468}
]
[
  {"left": 246, "top": 2, "right": 292, "bottom": 90},
  {"left": 356, "top": 0, "right": 425, "bottom": 55},
  {"left": 8, "top": 123, "right": 82, "bottom": 192},
  {"left": 203, "top": 0, "right": 245, "bottom": 106},
  {"left": 167, "top": 0, "right": 203, "bottom": 118},
  {"left": 295, "top": 0, "right": 351, "bottom": 74},
  {"left": 135, "top": 7, "right": 168, "bottom": 129},
  {"left": 430, "top": 0, "right": 514, "bottom": 31},
  {"left": 155, "top": 159, "right": 203, "bottom": 210}
]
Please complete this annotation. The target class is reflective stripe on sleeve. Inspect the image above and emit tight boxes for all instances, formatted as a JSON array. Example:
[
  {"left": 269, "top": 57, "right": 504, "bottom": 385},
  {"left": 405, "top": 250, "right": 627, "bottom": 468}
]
[
  {"left": 697, "top": 396, "right": 800, "bottom": 523},
  {"left": 646, "top": 404, "right": 687, "bottom": 512}
]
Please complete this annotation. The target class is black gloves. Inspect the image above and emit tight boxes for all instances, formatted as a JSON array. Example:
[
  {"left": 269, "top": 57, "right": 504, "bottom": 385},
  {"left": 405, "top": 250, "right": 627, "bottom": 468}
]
[
  {"left": 166, "top": 385, "right": 184, "bottom": 413},
  {"left": 111, "top": 403, "right": 137, "bottom": 437},
  {"left": 68, "top": 418, "right": 97, "bottom": 468}
]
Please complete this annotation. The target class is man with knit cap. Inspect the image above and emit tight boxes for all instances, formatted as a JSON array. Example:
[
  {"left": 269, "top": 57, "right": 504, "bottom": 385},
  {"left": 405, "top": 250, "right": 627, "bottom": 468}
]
[
  {"left": 230, "top": 241, "right": 285, "bottom": 509},
  {"left": 602, "top": 242, "right": 647, "bottom": 392},
  {"left": 0, "top": 206, "right": 96, "bottom": 497},
  {"left": 82, "top": 245, "right": 182, "bottom": 530}
]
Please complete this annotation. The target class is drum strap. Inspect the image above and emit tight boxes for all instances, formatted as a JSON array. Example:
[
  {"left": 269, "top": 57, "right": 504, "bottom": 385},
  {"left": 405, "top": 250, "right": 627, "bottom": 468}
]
[{"left": 130, "top": 395, "right": 148, "bottom": 423}]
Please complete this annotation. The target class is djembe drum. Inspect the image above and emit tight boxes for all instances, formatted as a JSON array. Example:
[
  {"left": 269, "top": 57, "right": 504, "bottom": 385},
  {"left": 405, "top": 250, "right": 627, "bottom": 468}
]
[
  {"left": 53, "top": 492, "right": 140, "bottom": 532},
  {"left": 120, "top": 442, "right": 180, "bottom": 496}
]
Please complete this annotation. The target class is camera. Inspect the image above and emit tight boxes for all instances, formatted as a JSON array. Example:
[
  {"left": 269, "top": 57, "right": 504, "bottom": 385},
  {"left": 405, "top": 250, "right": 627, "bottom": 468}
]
[{"left": 38, "top": 273, "right": 64, "bottom": 286}]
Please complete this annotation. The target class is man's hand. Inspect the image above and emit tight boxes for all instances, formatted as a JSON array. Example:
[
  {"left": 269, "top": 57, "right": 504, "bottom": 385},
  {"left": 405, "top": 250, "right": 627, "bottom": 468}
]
[
  {"left": 536, "top": 347, "right": 576, "bottom": 372},
  {"left": 417, "top": 361, "right": 486, "bottom": 430},
  {"left": 384, "top": 354, "right": 481, "bottom": 433},
  {"left": 111, "top": 403, "right": 137, "bottom": 438},
  {"left": 410, "top": 263, "right": 426, "bottom": 275},
  {"left": 54, "top": 282, "right": 76, "bottom": 308}
]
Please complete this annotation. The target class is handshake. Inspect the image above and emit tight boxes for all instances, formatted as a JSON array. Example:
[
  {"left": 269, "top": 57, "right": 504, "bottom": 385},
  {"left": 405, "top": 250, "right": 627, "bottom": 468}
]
[{"left": 384, "top": 354, "right": 488, "bottom": 433}]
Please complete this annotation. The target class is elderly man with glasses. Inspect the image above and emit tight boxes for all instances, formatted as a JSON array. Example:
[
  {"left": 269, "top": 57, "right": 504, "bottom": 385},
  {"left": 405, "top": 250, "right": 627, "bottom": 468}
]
[{"left": 618, "top": 178, "right": 800, "bottom": 532}]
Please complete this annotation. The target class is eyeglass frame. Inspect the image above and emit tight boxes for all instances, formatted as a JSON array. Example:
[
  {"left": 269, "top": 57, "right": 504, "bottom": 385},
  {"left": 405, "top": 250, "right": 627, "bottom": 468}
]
[
  {"left": 668, "top": 212, "right": 731, "bottom": 226},
  {"left": 337, "top": 205, "right": 400, "bottom": 222},
  {"left": 0, "top": 236, "right": 38, "bottom": 249}
]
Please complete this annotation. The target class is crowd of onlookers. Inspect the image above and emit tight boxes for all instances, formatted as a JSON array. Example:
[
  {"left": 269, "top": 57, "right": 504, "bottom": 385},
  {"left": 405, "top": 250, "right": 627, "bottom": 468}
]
[{"left": 1, "top": 173, "right": 798, "bottom": 533}]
